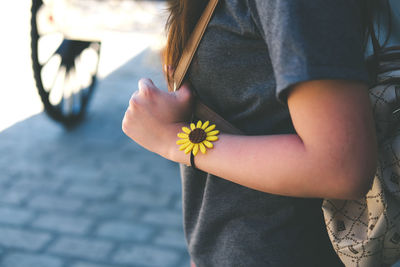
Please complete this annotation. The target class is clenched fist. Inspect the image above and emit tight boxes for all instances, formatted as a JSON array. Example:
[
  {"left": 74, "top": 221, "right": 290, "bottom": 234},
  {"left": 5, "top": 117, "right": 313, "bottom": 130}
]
[{"left": 122, "top": 78, "right": 193, "bottom": 159}]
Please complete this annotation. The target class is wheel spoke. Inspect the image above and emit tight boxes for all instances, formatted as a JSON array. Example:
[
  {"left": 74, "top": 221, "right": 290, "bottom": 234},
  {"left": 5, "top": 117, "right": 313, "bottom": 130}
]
[
  {"left": 75, "top": 49, "right": 94, "bottom": 90},
  {"left": 40, "top": 54, "right": 62, "bottom": 91},
  {"left": 69, "top": 67, "right": 83, "bottom": 115},
  {"left": 48, "top": 66, "right": 66, "bottom": 106},
  {"left": 38, "top": 33, "right": 64, "bottom": 65},
  {"left": 62, "top": 68, "right": 75, "bottom": 115}
]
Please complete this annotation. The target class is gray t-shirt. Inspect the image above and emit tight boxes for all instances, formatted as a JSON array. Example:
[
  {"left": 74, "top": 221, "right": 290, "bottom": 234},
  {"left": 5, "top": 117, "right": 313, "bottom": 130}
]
[{"left": 182, "top": 0, "right": 369, "bottom": 266}]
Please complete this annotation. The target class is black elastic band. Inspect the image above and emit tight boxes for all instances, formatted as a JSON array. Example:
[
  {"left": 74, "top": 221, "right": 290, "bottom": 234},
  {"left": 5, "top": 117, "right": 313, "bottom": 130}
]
[{"left": 190, "top": 152, "right": 196, "bottom": 169}]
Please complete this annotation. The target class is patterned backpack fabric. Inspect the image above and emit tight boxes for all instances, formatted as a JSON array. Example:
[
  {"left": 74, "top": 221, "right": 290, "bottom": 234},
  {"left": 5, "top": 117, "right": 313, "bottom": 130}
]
[{"left": 322, "top": 46, "right": 400, "bottom": 267}]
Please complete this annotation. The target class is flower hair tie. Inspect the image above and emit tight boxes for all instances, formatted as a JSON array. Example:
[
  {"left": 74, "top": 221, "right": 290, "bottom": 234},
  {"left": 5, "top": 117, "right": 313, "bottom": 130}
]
[{"left": 176, "top": 120, "right": 219, "bottom": 169}]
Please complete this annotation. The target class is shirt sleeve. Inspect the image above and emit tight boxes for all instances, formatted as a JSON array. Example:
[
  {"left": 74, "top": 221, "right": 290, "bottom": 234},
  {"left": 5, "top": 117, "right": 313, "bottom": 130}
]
[{"left": 248, "top": 0, "right": 371, "bottom": 102}]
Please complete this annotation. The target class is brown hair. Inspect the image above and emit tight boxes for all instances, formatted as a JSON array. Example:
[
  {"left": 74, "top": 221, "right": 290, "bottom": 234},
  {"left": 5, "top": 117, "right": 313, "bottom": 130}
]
[{"left": 163, "top": 0, "right": 208, "bottom": 86}]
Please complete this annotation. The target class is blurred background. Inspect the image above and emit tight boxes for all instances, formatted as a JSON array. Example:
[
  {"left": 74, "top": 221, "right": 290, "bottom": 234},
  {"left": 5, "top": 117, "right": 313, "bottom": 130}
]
[{"left": 0, "top": 1, "right": 190, "bottom": 267}]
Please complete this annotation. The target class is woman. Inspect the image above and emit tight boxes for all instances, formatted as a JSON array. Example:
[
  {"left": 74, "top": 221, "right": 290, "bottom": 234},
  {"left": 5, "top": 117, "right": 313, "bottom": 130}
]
[{"left": 122, "top": 0, "right": 391, "bottom": 266}]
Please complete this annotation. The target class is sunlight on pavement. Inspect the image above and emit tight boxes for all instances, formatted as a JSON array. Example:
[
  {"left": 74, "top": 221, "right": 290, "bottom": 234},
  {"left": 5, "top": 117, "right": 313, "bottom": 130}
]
[
  {"left": 0, "top": 1, "right": 166, "bottom": 132},
  {"left": 97, "top": 33, "right": 165, "bottom": 79}
]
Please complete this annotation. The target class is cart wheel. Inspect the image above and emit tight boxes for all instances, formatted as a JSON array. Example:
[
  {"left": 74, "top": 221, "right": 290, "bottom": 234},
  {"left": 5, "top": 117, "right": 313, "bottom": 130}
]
[{"left": 30, "top": 0, "right": 101, "bottom": 126}]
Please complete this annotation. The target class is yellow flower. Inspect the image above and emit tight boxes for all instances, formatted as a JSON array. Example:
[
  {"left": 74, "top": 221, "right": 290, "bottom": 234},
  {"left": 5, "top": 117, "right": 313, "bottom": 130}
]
[{"left": 176, "top": 120, "right": 219, "bottom": 156}]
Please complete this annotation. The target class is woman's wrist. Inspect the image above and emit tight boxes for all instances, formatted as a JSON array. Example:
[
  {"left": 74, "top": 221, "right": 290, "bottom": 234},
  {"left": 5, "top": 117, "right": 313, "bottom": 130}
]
[
  {"left": 163, "top": 123, "right": 191, "bottom": 165},
  {"left": 167, "top": 120, "right": 220, "bottom": 167}
]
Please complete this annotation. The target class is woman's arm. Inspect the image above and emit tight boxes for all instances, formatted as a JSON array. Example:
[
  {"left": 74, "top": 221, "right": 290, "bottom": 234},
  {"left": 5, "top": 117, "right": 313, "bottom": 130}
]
[
  {"left": 169, "top": 80, "right": 377, "bottom": 199},
  {"left": 123, "top": 79, "right": 378, "bottom": 200}
]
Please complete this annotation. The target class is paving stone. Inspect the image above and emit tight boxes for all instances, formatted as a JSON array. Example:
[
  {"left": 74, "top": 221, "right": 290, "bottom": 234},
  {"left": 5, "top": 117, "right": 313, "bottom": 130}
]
[
  {"left": 152, "top": 176, "right": 182, "bottom": 194},
  {"left": 143, "top": 160, "right": 180, "bottom": 178},
  {"left": 70, "top": 262, "right": 110, "bottom": 267},
  {"left": 10, "top": 178, "right": 64, "bottom": 192},
  {"left": 0, "top": 206, "right": 34, "bottom": 226},
  {"left": 0, "top": 189, "right": 29, "bottom": 205},
  {"left": 142, "top": 210, "right": 183, "bottom": 228},
  {"left": 154, "top": 229, "right": 187, "bottom": 249},
  {"left": 84, "top": 202, "right": 141, "bottom": 220},
  {"left": 49, "top": 237, "right": 114, "bottom": 261},
  {"left": 178, "top": 259, "right": 192, "bottom": 267},
  {"left": 57, "top": 165, "right": 105, "bottom": 183},
  {"left": 102, "top": 157, "right": 143, "bottom": 173},
  {"left": 65, "top": 183, "right": 118, "bottom": 200},
  {"left": 1, "top": 252, "right": 63, "bottom": 267},
  {"left": 119, "top": 188, "right": 172, "bottom": 208},
  {"left": 173, "top": 195, "right": 183, "bottom": 211},
  {"left": 112, "top": 245, "right": 180, "bottom": 267},
  {"left": 0, "top": 226, "right": 51, "bottom": 251},
  {"left": 32, "top": 213, "right": 93, "bottom": 234},
  {"left": 107, "top": 172, "right": 156, "bottom": 187},
  {"left": 0, "top": 175, "right": 12, "bottom": 187},
  {"left": 96, "top": 220, "right": 154, "bottom": 242},
  {"left": 29, "top": 194, "right": 84, "bottom": 212}
]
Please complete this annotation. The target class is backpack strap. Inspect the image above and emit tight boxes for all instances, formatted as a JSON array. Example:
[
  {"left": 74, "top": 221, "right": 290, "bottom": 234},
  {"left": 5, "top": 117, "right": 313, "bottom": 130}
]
[{"left": 169, "top": 0, "right": 244, "bottom": 135}]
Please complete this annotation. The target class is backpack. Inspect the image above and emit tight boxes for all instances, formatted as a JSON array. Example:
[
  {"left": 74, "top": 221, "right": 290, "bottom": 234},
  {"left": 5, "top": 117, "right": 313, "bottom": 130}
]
[{"left": 322, "top": 44, "right": 400, "bottom": 266}]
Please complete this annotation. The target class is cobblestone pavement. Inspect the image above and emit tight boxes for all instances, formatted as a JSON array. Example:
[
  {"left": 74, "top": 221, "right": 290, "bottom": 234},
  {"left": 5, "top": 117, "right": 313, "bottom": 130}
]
[{"left": 0, "top": 1, "right": 190, "bottom": 267}]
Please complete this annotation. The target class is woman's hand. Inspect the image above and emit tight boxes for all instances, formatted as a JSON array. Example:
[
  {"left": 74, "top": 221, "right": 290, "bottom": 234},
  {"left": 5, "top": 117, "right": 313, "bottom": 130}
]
[{"left": 122, "top": 78, "right": 193, "bottom": 159}]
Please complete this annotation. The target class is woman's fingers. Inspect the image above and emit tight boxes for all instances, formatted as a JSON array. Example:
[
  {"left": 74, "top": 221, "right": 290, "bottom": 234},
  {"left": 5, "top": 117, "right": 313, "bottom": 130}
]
[
  {"left": 138, "top": 78, "right": 155, "bottom": 89},
  {"left": 128, "top": 90, "right": 141, "bottom": 110},
  {"left": 130, "top": 78, "right": 159, "bottom": 108},
  {"left": 138, "top": 78, "right": 159, "bottom": 98},
  {"left": 127, "top": 77, "right": 194, "bottom": 125},
  {"left": 129, "top": 90, "right": 139, "bottom": 102}
]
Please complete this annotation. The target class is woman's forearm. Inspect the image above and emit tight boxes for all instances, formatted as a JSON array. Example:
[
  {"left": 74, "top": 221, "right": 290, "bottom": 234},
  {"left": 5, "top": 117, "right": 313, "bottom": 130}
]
[
  {"left": 170, "top": 132, "right": 374, "bottom": 200},
  {"left": 165, "top": 81, "right": 377, "bottom": 200},
  {"left": 123, "top": 79, "right": 377, "bottom": 199}
]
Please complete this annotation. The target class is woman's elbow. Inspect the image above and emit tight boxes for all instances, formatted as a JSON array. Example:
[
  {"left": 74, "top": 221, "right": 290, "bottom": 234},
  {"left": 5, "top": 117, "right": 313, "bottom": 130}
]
[
  {"left": 345, "top": 169, "right": 376, "bottom": 200},
  {"left": 337, "top": 152, "right": 378, "bottom": 200}
]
